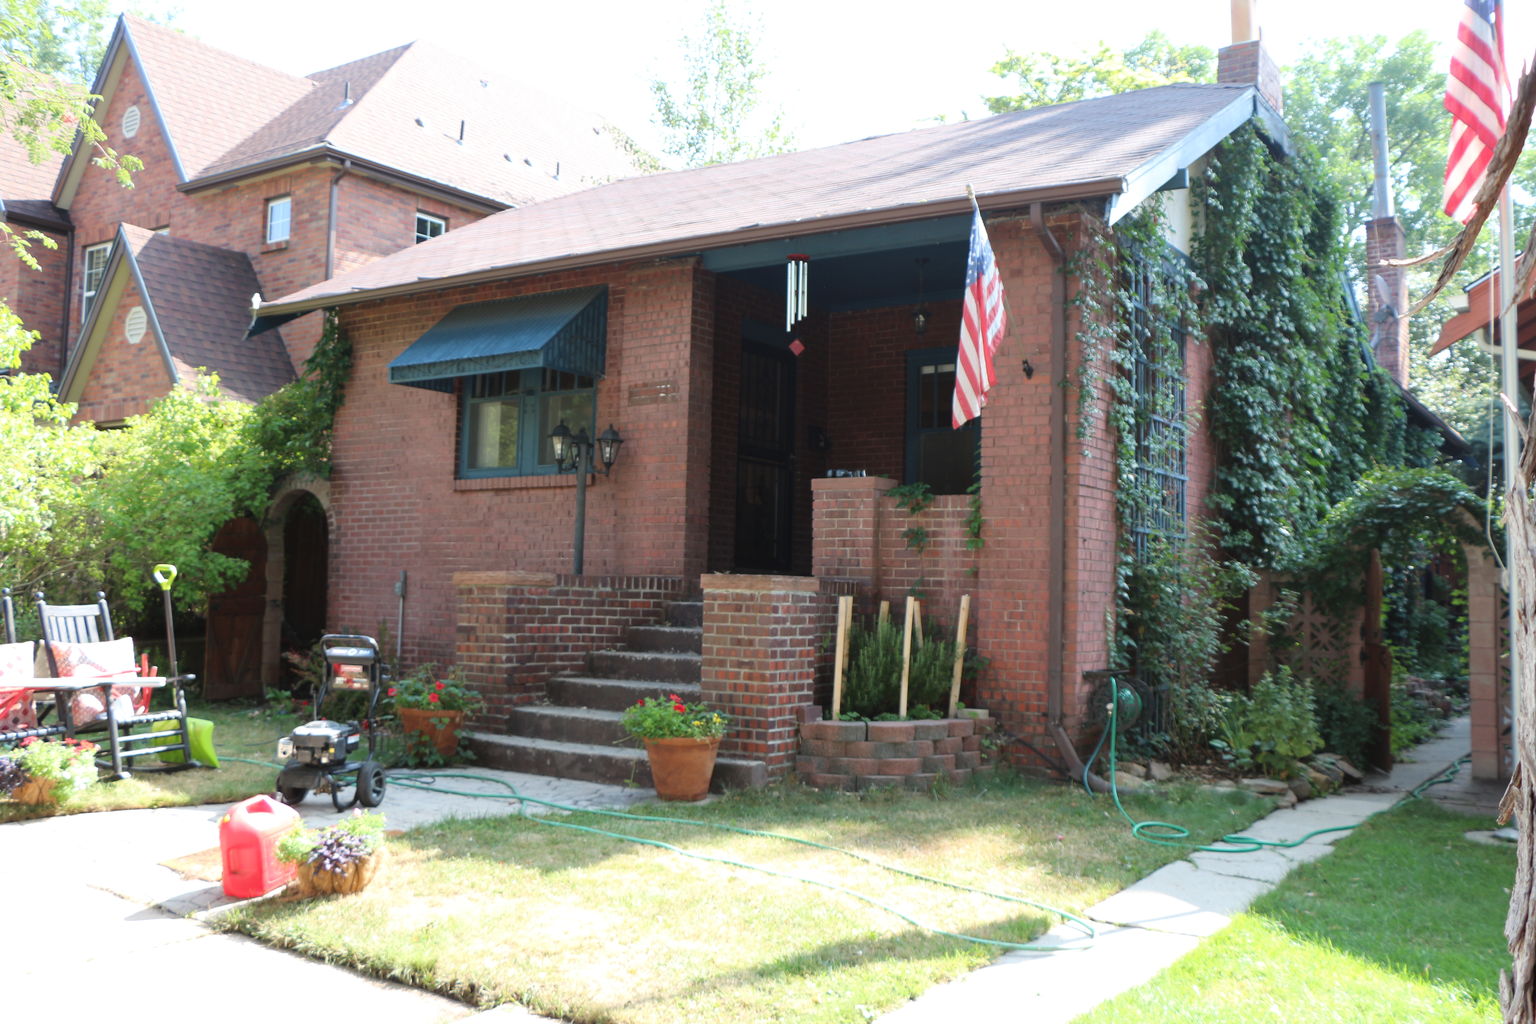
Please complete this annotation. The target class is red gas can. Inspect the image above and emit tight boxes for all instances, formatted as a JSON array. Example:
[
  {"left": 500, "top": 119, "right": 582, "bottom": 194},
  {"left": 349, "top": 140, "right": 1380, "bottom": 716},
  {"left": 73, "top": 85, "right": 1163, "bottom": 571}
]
[{"left": 220, "top": 794, "right": 300, "bottom": 898}]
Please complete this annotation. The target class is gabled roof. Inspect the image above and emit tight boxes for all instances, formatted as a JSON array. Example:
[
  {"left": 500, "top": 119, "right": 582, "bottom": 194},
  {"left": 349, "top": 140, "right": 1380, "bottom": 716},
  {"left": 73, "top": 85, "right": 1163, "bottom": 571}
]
[
  {"left": 0, "top": 130, "right": 67, "bottom": 230},
  {"left": 61, "top": 225, "right": 294, "bottom": 405},
  {"left": 54, "top": 17, "right": 647, "bottom": 211},
  {"left": 259, "top": 83, "right": 1264, "bottom": 319}
]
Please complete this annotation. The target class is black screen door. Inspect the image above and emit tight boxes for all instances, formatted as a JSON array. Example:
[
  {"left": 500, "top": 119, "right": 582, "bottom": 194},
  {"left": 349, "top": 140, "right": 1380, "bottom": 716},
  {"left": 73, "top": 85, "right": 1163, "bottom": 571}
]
[{"left": 734, "top": 341, "right": 796, "bottom": 571}]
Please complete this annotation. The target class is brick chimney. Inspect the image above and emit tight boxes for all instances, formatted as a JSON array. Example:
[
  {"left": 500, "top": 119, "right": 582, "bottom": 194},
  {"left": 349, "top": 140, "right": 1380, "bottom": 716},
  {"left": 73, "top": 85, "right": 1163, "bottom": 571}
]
[
  {"left": 1217, "top": 0, "right": 1283, "bottom": 113},
  {"left": 1365, "top": 81, "right": 1409, "bottom": 385}
]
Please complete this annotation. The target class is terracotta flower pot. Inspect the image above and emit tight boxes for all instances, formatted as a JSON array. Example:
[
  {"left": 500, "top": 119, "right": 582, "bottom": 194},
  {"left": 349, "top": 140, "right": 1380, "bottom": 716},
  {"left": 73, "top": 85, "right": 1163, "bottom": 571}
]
[
  {"left": 643, "top": 736, "right": 720, "bottom": 801},
  {"left": 296, "top": 848, "right": 386, "bottom": 897},
  {"left": 399, "top": 707, "right": 465, "bottom": 758},
  {"left": 10, "top": 777, "right": 57, "bottom": 805}
]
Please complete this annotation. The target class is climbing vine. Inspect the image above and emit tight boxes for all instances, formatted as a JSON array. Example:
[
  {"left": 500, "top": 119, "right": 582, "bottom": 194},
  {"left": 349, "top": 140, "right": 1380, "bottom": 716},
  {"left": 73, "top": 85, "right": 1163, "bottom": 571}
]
[
  {"left": 1193, "top": 125, "right": 1434, "bottom": 569},
  {"left": 248, "top": 308, "right": 352, "bottom": 478}
]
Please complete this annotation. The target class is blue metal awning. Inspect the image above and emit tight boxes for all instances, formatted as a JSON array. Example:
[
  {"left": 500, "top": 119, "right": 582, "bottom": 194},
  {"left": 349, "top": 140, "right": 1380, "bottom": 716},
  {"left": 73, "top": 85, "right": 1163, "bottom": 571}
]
[{"left": 388, "top": 285, "right": 607, "bottom": 392}]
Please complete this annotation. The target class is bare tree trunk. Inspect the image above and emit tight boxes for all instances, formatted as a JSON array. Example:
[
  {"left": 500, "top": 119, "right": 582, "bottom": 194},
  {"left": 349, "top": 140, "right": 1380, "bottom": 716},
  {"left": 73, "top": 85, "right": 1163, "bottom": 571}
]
[{"left": 1502, "top": 421, "right": 1536, "bottom": 1023}]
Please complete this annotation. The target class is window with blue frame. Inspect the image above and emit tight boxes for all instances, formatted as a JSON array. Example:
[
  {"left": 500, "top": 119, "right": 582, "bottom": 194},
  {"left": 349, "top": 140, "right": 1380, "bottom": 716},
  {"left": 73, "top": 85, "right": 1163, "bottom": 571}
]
[
  {"left": 461, "top": 368, "right": 594, "bottom": 476},
  {"left": 906, "top": 347, "right": 979, "bottom": 495}
]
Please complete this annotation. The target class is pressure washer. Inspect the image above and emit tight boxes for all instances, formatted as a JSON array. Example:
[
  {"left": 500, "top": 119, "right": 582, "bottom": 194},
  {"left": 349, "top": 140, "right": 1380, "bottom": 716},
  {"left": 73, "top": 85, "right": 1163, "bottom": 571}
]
[{"left": 274, "top": 633, "right": 388, "bottom": 811}]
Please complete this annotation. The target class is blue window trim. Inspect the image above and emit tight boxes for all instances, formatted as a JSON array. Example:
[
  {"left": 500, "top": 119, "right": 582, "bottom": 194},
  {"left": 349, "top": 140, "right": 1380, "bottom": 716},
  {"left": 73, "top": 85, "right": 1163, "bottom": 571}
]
[{"left": 457, "top": 369, "right": 595, "bottom": 479}]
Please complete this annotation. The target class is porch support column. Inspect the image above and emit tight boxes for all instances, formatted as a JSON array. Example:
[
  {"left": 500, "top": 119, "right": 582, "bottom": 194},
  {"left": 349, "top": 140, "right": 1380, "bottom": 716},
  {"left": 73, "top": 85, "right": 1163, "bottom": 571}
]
[
  {"left": 700, "top": 573, "right": 838, "bottom": 779},
  {"left": 1467, "top": 543, "right": 1510, "bottom": 780}
]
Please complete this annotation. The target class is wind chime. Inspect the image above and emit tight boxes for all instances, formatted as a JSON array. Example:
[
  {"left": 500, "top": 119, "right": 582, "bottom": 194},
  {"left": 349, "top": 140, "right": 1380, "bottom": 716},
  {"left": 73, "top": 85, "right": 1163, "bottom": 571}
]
[{"left": 785, "top": 253, "right": 809, "bottom": 356}]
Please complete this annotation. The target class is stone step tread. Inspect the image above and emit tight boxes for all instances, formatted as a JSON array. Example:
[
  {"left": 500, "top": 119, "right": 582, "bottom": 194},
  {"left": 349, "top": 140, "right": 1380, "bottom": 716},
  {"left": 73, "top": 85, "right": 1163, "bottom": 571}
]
[
  {"left": 473, "top": 732, "right": 759, "bottom": 770},
  {"left": 552, "top": 676, "right": 702, "bottom": 694},
  {"left": 592, "top": 649, "right": 701, "bottom": 662}
]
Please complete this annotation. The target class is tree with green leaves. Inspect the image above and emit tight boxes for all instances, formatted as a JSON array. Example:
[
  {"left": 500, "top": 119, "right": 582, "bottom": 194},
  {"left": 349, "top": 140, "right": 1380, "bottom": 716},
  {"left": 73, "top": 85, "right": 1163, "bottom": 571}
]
[
  {"left": 650, "top": 0, "right": 792, "bottom": 167},
  {"left": 985, "top": 30, "right": 1213, "bottom": 113}
]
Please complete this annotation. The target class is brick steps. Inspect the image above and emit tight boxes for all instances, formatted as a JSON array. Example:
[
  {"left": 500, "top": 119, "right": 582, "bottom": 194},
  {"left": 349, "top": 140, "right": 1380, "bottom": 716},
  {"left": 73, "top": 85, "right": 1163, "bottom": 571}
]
[{"left": 469, "top": 599, "right": 768, "bottom": 792}]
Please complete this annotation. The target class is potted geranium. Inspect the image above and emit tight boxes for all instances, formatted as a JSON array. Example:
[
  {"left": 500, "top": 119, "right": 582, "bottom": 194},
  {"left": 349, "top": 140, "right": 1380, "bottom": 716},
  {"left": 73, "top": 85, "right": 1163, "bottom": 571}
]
[
  {"left": 621, "top": 693, "right": 730, "bottom": 801},
  {"left": 0, "top": 737, "right": 100, "bottom": 804},
  {"left": 387, "top": 664, "right": 481, "bottom": 762},
  {"left": 277, "top": 810, "right": 387, "bottom": 897}
]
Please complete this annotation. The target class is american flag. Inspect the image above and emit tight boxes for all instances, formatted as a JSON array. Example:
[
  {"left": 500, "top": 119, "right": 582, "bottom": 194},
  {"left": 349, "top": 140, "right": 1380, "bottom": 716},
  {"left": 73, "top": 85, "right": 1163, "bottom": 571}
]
[
  {"left": 952, "top": 199, "right": 1007, "bottom": 428},
  {"left": 1443, "top": 0, "right": 1508, "bottom": 224}
]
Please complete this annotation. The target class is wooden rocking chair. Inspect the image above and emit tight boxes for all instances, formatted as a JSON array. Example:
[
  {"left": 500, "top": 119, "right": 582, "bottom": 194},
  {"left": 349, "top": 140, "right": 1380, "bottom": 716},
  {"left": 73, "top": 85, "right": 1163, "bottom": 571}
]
[{"left": 35, "top": 590, "right": 195, "bottom": 777}]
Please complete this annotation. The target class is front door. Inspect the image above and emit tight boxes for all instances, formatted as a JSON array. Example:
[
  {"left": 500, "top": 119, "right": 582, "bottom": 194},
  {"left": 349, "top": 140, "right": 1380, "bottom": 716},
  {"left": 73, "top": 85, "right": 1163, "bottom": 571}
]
[{"left": 734, "top": 341, "right": 796, "bottom": 572}]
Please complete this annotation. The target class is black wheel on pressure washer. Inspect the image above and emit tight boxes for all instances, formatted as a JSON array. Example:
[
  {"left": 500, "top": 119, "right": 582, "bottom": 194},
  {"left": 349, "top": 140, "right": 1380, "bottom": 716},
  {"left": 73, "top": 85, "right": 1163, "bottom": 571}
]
[
  {"left": 356, "top": 760, "right": 386, "bottom": 807},
  {"left": 330, "top": 769, "right": 360, "bottom": 812},
  {"left": 278, "top": 785, "right": 308, "bottom": 806}
]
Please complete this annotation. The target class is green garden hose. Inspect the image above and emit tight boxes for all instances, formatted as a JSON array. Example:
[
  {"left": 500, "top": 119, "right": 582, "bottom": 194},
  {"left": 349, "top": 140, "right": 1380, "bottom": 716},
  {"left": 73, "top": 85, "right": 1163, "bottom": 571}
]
[
  {"left": 224, "top": 752, "right": 1095, "bottom": 951},
  {"left": 1090, "top": 678, "right": 1469, "bottom": 852}
]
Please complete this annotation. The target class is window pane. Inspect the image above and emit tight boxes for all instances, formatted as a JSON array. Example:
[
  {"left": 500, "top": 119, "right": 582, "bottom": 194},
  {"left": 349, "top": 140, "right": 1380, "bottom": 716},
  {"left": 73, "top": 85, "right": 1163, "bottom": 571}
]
[
  {"left": 266, "top": 198, "right": 291, "bottom": 243},
  {"left": 917, "top": 428, "right": 978, "bottom": 496},
  {"left": 415, "top": 213, "right": 446, "bottom": 244},
  {"left": 539, "top": 391, "right": 594, "bottom": 465},
  {"left": 467, "top": 397, "right": 520, "bottom": 469},
  {"left": 82, "top": 244, "right": 110, "bottom": 319}
]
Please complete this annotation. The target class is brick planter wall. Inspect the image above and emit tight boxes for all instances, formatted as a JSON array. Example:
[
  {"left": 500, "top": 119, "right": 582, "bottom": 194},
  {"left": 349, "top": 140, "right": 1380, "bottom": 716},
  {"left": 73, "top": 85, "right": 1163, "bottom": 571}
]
[
  {"left": 797, "top": 716, "right": 995, "bottom": 791},
  {"left": 454, "top": 570, "right": 685, "bottom": 728}
]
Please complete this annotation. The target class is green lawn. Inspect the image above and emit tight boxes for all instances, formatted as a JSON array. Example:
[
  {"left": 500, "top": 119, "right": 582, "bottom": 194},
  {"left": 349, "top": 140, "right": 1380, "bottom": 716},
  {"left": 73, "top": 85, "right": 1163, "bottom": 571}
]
[
  {"left": 0, "top": 700, "right": 298, "bottom": 820},
  {"left": 1073, "top": 800, "right": 1513, "bottom": 1024},
  {"left": 222, "top": 776, "right": 1269, "bottom": 1023}
]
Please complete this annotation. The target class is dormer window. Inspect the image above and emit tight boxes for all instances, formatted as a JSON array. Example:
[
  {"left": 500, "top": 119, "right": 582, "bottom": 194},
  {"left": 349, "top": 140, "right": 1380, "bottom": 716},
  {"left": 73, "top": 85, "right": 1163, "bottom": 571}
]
[
  {"left": 415, "top": 212, "right": 446, "bottom": 244},
  {"left": 265, "top": 196, "right": 291, "bottom": 244}
]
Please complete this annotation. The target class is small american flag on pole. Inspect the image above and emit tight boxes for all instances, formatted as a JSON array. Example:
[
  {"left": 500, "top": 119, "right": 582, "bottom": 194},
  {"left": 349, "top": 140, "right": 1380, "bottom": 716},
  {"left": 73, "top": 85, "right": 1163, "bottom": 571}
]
[
  {"left": 1443, "top": 0, "right": 1508, "bottom": 224},
  {"left": 953, "top": 193, "right": 1007, "bottom": 428}
]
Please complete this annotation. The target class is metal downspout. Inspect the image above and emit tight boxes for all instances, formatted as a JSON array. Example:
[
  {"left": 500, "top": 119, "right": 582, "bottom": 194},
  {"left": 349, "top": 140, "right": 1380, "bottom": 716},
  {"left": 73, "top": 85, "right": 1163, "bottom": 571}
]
[
  {"left": 325, "top": 159, "right": 352, "bottom": 278},
  {"left": 1031, "top": 202, "right": 1110, "bottom": 793},
  {"left": 59, "top": 237, "right": 75, "bottom": 382}
]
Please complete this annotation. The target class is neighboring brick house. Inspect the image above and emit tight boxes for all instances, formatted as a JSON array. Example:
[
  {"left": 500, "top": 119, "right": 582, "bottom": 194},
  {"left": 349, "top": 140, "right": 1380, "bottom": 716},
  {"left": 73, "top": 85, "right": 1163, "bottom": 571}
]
[
  {"left": 0, "top": 130, "right": 69, "bottom": 377},
  {"left": 251, "top": 32, "right": 1313, "bottom": 787},
  {"left": 9, "top": 15, "right": 647, "bottom": 421}
]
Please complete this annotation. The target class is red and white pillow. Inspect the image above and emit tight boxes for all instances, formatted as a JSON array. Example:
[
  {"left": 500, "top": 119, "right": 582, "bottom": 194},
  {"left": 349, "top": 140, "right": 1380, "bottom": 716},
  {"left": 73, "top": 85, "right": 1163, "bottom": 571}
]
[
  {"left": 48, "top": 638, "right": 143, "bottom": 723},
  {"left": 0, "top": 640, "right": 37, "bottom": 732}
]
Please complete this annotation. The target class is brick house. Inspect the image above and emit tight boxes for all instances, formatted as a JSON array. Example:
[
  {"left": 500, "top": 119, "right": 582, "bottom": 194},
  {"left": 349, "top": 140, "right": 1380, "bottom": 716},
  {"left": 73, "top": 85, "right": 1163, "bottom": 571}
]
[
  {"left": 247, "top": 30, "right": 1317, "bottom": 788},
  {"left": 4, "top": 15, "right": 646, "bottom": 414},
  {"left": 0, "top": 16, "right": 649, "bottom": 696}
]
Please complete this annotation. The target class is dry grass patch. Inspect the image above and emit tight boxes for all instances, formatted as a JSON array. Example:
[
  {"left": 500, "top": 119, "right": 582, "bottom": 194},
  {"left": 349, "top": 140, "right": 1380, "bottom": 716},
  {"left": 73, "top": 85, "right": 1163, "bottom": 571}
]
[
  {"left": 0, "top": 701, "right": 296, "bottom": 821},
  {"left": 225, "top": 774, "right": 1269, "bottom": 1023}
]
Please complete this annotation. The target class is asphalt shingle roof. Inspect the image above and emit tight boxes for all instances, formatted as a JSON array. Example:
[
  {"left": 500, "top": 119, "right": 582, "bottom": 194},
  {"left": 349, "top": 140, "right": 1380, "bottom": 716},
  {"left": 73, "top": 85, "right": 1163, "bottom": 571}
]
[
  {"left": 262, "top": 83, "right": 1255, "bottom": 314},
  {"left": 122, "top": 225, "right": 295, "bottom": 403},
  {"left": 122, "top": 17, "right": 644, "bottom": 207}
]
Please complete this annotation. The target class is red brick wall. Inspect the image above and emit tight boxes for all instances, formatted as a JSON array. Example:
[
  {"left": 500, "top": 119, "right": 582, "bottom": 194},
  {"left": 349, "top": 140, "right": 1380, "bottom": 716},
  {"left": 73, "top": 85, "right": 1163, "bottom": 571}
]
[
  {"left": 700, "top": 573, "right": 831, "bottom": 777},
  {"left": 73, "top": 274, "right": 174, "bottom": 423},
  {"left": 6, "top": 225, "right": 69, "bottom": 378},
  {"left": 328, "top": 258, "right": 713, "bottom": 667},
  {"left": 453, "top": 570, "right": 685, "bottom": 728},
  {"left": 810, "top": 476, "right": 979, "bottom": 630}
]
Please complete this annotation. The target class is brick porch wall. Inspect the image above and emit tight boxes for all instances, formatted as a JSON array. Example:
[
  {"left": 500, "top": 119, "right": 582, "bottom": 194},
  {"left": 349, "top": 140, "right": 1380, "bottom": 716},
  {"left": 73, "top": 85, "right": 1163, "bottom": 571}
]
[
  {"left": 1466, "top": 544, "right": 1509, "bottom": 780},
  {"left": 452, "top": 570, "right": 685, "bottom": 730},
  {"left": 700, "top": 573, "right": 840, "bottom": 778}
]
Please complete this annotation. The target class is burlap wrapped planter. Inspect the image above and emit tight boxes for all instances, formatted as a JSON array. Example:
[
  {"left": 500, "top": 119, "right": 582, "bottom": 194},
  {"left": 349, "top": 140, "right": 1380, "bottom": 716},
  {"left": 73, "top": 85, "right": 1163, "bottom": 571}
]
[
  {"left": 295, "top": 848, "right": 386, "bottom": 897},
  {"left": 796, "top": 716, "right": 994, "bottom": 791}
]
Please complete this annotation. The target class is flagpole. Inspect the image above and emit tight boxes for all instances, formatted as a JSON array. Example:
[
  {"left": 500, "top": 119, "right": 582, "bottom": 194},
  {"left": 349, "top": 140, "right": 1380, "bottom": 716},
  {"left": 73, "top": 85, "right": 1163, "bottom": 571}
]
[{"left": 1499, "top": 181, "right": 1522, "bottom": 750}]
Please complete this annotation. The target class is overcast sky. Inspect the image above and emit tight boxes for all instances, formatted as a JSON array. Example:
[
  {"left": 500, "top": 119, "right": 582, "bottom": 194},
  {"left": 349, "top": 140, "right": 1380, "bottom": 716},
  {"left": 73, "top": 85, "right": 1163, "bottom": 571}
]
[{"left": 141, "top": 0, "right": 1535, "bottom": 156}]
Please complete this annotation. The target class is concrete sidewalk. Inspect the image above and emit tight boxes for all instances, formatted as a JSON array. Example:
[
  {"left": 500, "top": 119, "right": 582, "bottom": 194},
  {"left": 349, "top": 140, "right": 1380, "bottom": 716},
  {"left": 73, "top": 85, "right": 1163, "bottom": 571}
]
[
  {"left": 879, "top": 716, "right": 1483, "bottom": 1023},
  {"left": 2, "top": 721, "right": 1485, "bottom": 1022}
]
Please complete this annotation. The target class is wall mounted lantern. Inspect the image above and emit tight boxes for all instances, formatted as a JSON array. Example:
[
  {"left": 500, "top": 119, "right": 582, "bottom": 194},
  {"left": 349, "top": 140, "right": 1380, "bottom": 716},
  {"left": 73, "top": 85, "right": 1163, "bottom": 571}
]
[{"left": 549, "top": 421, "right": 624, "bottom": 574}]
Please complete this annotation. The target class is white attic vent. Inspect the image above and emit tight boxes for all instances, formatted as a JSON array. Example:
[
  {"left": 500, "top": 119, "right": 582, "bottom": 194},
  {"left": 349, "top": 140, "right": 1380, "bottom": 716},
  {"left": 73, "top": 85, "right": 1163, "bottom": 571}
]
[
  {"left": 121, "top": 105, "right": 141, "bottom": 139},
  {"left": 124, "top": 306, "right": 147, "bottom": 345}
]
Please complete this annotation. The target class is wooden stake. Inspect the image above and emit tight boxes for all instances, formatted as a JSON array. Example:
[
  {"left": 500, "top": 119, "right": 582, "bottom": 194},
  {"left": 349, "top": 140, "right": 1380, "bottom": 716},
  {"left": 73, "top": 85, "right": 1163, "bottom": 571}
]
[
  {"left": 878, "top": 600, "right": 890, "bottom": 627},
  {"left": 831, "top": 594, "right": 852, "bottom": 720},
  {"left": 899, "top": 596, "right": 915, "bottom": 717},
  {"left": 948, "top": 594, "right": 971, "bottom": 718},
  {"left": 913, "top": 600, "right": 924, "bottom": 647}
]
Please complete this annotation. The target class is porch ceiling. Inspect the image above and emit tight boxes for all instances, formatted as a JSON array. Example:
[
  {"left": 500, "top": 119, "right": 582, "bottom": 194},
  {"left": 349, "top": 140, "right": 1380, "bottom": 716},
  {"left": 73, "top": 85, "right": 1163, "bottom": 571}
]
[{"left": 702, "top": 215, "right": 970, "bottom": 312}]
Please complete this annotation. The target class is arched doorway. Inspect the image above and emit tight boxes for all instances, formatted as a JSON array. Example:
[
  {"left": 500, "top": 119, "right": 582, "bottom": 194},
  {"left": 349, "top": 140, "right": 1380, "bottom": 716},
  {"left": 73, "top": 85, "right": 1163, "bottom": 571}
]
[{"left": 261, "top": 479, "right": 334, "bottom": 697}]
